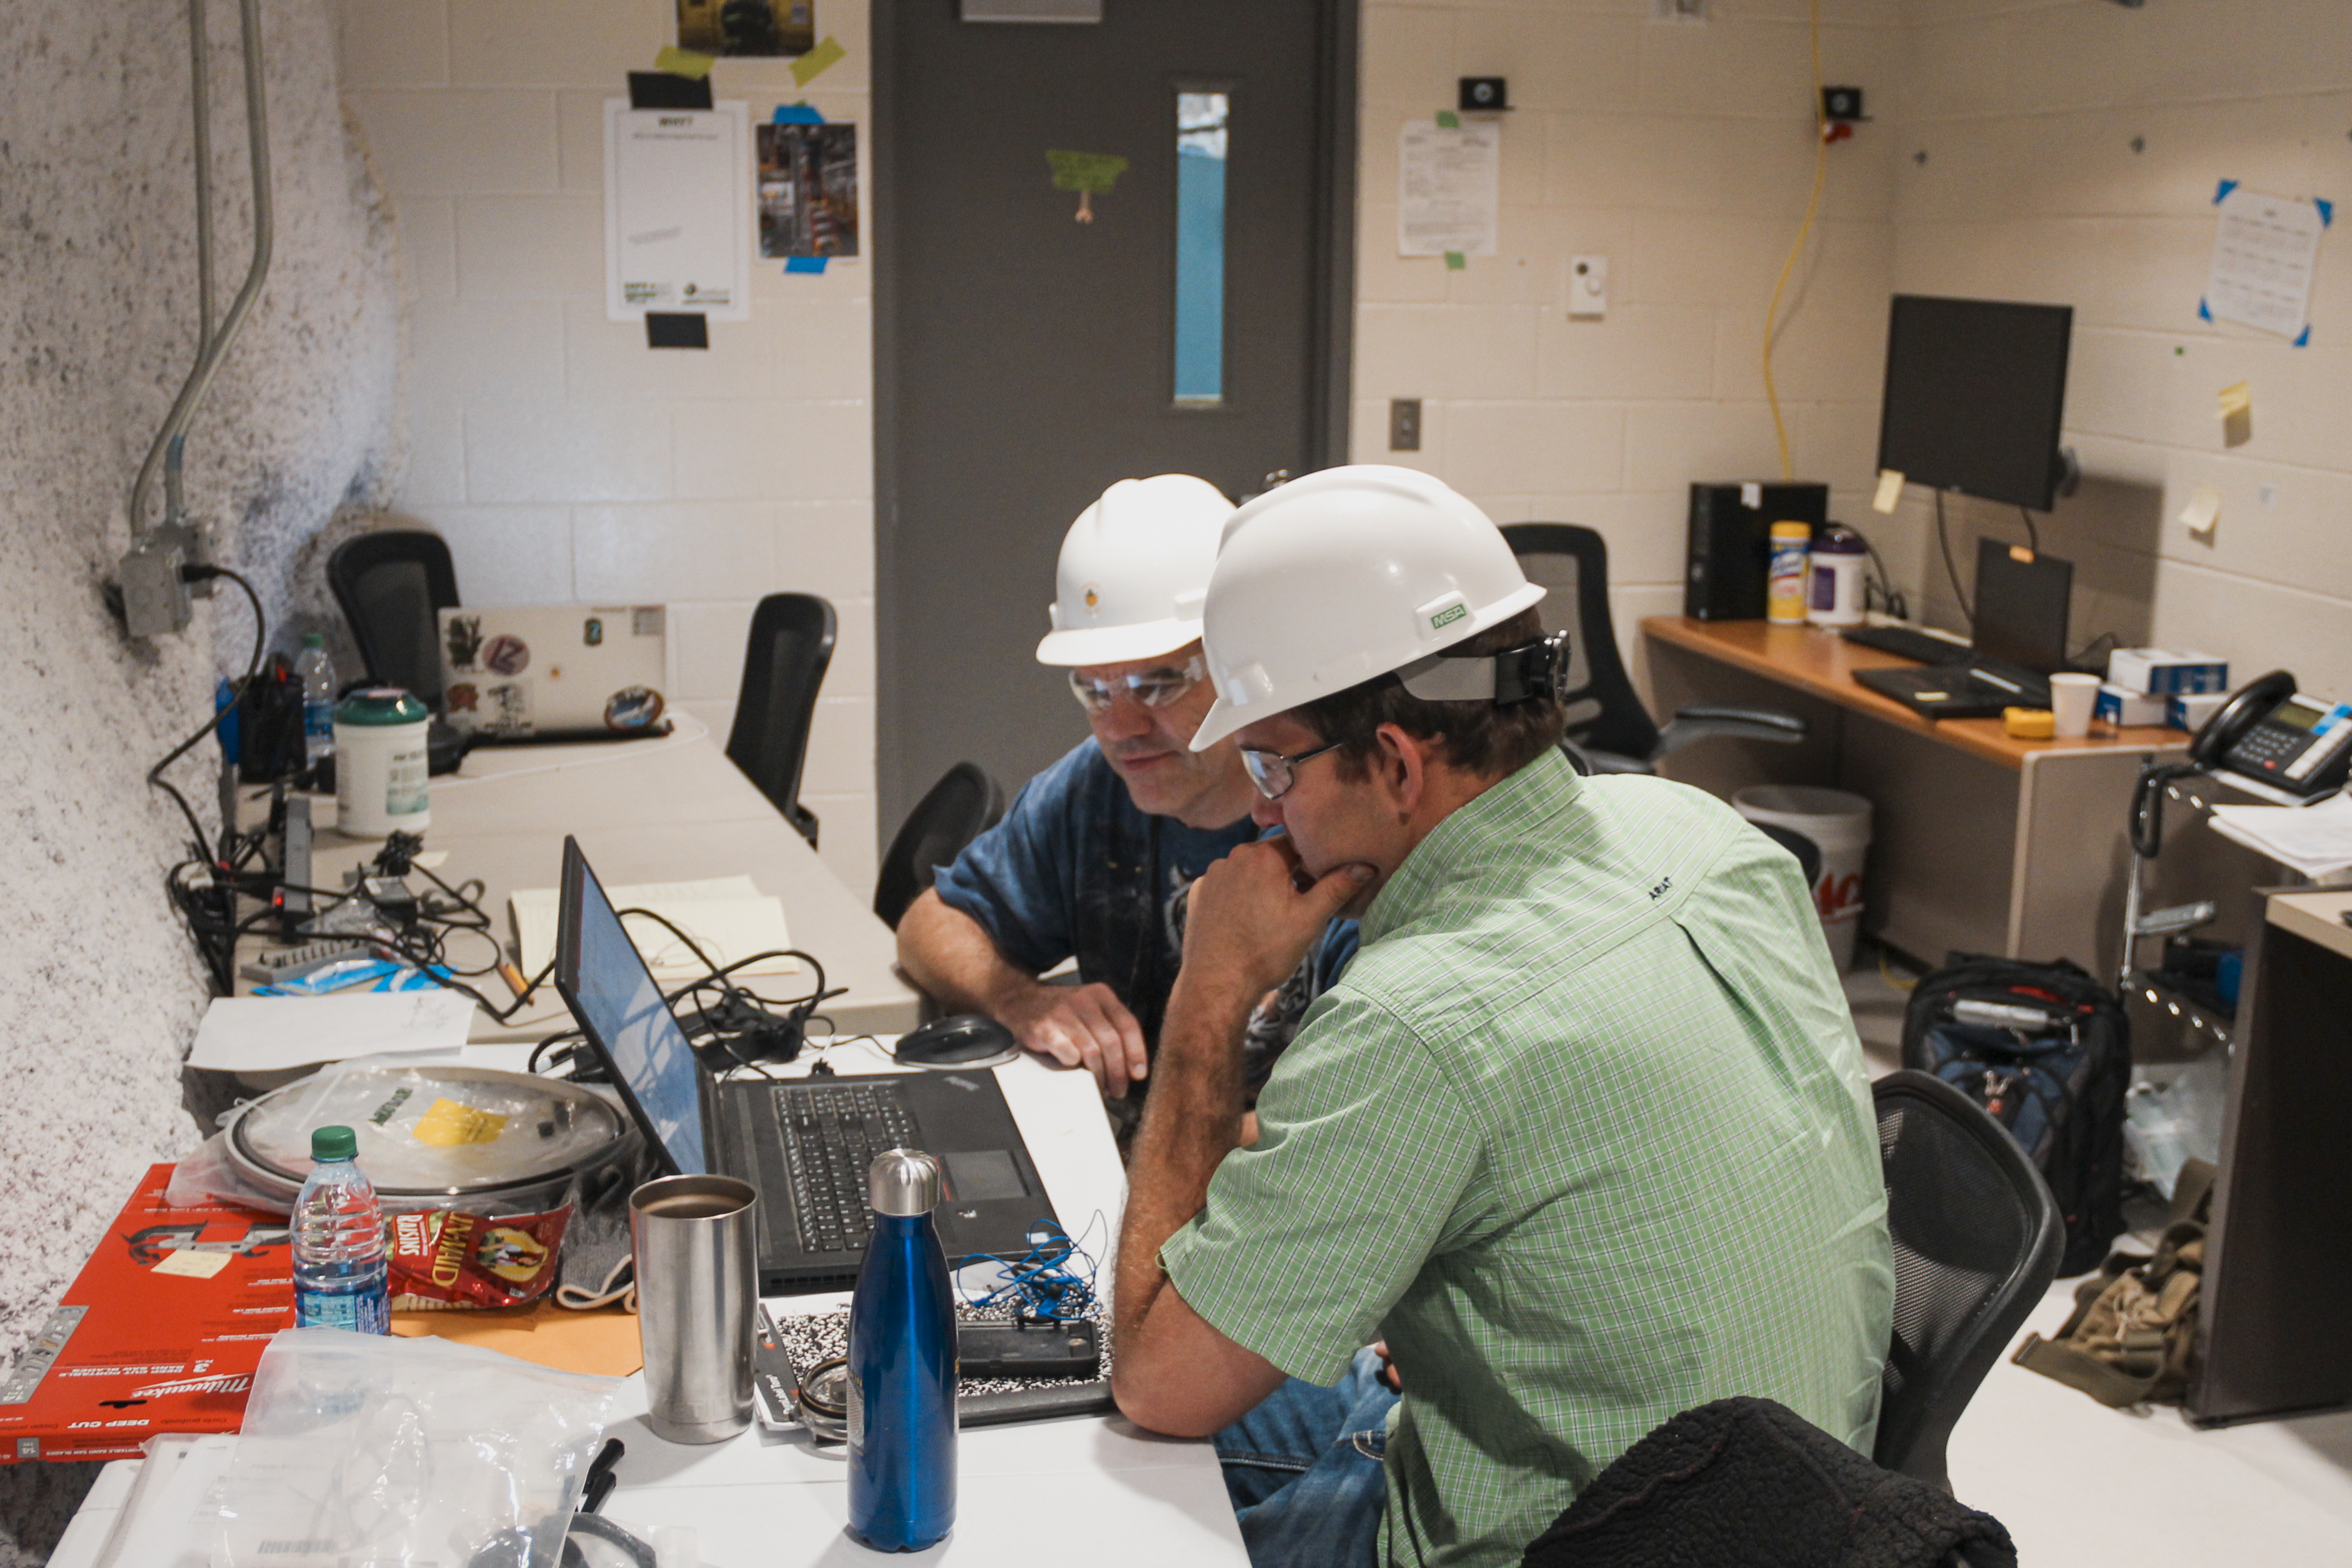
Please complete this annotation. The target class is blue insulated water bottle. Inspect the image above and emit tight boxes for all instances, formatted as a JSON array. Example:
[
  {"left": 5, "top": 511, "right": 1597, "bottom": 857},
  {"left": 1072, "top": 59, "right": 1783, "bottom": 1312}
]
[{"left": 846, "top": 1147, "right": 958, "bottom": 1552}]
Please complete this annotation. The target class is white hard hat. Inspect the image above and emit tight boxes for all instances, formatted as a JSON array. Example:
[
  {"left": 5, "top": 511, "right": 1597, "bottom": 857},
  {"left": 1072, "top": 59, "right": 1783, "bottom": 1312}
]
[
  {"left": 1189, "top": 466, "right": 1545, "bottom": 750},
  {"left": 1035, "top": 475, "right": 1235, "bottom": 666}
]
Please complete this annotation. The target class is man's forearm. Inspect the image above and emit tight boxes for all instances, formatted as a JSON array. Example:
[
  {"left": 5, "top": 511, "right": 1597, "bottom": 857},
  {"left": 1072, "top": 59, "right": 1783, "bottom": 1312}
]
[
  {"left": 894, "top": 890, "right": 1039, "bottom": 1016},
  {"left": 1114, "top": 970, "right": 1257, "bottom": 1347}
]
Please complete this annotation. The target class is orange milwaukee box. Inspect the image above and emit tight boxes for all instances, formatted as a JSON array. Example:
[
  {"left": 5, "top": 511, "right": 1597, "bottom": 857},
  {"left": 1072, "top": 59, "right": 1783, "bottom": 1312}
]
[{"left": 0, "top": 1163, "right": 294, "bottom": 1464}]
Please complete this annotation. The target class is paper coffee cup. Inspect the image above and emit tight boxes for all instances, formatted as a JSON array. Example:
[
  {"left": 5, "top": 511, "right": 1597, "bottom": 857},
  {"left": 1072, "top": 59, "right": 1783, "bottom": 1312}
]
[{"left": 2049, "top": 673, "right": 2100, "bottom": 738}]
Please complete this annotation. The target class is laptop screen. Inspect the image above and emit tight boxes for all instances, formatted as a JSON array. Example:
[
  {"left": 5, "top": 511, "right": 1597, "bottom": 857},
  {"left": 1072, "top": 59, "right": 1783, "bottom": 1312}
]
[
  {"left": 1971, "top": 539, "right": 2072, "bottom": 676},
  {"left": 555, "top": 840, "right": 707, "bottom": 1175}
]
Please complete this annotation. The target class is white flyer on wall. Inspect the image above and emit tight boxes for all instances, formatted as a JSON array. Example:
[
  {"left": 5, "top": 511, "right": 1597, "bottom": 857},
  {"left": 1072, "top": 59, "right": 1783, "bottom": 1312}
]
[
  {"left": 605, "top": 100, "right": 752, "bottom": 321},
  {"left": 2202, "top": 184, "right": 2327, "bottom": 342},
  {"left": 1398, "top": 120, "right": 1499, "bottom": 258}
]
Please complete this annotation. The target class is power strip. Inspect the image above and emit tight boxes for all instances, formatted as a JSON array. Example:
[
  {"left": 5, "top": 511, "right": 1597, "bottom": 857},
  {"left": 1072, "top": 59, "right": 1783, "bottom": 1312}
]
[{"left": 238, "top": 936, "right": 374, "bottom": 985}]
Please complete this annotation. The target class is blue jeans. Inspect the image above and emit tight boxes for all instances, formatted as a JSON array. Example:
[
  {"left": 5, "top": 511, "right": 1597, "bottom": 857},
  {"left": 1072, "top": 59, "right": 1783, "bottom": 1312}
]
[{"left": 1213, "top": 1346, "right": 1399, "bottom": 1568}]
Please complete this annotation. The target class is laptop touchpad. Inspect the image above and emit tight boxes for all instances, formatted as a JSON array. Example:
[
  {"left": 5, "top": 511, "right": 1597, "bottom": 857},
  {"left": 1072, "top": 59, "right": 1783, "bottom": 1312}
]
[{"left": 941, "top": 1149, "right": 1029, "bottom": 1202}]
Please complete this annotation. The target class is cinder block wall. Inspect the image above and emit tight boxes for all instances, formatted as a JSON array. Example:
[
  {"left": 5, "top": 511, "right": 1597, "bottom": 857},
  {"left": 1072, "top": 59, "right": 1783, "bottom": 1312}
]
[{"left": 0, "top": 0, "right": 394, "bottom": 1555}]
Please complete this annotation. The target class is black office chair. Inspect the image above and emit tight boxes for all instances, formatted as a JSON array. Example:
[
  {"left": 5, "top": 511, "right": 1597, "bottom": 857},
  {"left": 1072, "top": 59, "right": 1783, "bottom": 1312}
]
[
  {"left": 873, "top": 762, "right": 1007, "bottom": 929},
  {"left": 326, "top": 530, "right": 460, "bottom": 706},
  {"left": 1503, "top": 523, "right": 1805, "bottom": 774},
  {"left": 726, "top": 593, "right": 836, "bottom": 849},
  {"left": 1871, "top": 1069, "right": 2063, "bottom": 1491}
]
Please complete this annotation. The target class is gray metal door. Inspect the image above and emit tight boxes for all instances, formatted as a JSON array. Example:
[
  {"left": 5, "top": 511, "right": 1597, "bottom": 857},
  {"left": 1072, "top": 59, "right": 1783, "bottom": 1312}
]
[{"left": 874, "top": 0, "right": 1356, "bottom": 834}]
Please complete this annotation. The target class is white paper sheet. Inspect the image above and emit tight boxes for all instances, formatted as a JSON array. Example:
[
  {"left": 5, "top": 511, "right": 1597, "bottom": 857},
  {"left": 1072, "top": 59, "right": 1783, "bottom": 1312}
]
[
  {"left": 510, "top": 875, "right": 798, "bottom": 981},
  {"left": 1398, "top": 121, "right": 1499, "bottom": 258},
  {"left": 605, "top": 100, "right": 752, "bottom": 321},
  {"left": 186, "top": 991, "right": 477, "bottom": 1073},
  {"left": 2209, "top": 792, "right": 2352, "bottom": 877},
  {"left": 2204, "top": 186, "right": 2325, "bottom": 340}
]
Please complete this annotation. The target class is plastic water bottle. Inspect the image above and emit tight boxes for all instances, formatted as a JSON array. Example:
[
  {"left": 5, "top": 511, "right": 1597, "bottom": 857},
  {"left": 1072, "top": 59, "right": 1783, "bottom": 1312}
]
[
  {"left": 846, "top": 1148, "right": 956, "bottom": 1552},
  {"left": 292, "top": 1125, "right": 389, "bottom": 1334},
  {"left": 295, "top": 633, "right": 336, "bottom": 768}
]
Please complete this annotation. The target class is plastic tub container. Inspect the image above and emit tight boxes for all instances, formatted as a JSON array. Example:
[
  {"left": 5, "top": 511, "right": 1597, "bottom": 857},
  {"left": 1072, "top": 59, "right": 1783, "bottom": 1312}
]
[{"left": 1734, "top": 785, "right": 1873, "bottom": 970}]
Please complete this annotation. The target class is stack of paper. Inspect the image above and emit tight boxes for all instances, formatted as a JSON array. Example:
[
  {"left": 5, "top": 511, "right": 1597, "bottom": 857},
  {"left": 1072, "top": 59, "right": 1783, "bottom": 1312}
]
[
  {"left": 186, "top": 990, "right": 477, "bottom": 1073},
  {"left": 2208, "top": 793, "right": 2352, "bottom": 882},
  {"left": 510, "top": 875, "right": 797, "bottom": 984}
]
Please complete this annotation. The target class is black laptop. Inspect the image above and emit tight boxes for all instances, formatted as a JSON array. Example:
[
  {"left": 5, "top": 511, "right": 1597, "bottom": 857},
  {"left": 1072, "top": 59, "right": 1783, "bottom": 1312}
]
[
  {"left": 552, "top": 837, "right": 1061, "bottom": 1294},
  {"left": 1852, "top": 540, "right": 2072, "bottom": 719}
]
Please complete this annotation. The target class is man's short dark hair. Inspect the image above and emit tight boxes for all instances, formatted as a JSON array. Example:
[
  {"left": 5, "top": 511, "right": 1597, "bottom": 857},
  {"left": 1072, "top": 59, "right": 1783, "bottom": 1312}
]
[{"left": 1293, "top": 608, "right": 1566, "bottom": 783}]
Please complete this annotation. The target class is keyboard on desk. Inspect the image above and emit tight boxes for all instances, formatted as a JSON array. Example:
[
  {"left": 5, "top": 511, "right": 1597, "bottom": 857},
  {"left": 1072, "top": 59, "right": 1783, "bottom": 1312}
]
[
  {"left": 777, "top": 1080, "right": 917, "bottom": 1256},
  {"left": 1840, "top": 624, "right": 1973, "bottom": 665}
]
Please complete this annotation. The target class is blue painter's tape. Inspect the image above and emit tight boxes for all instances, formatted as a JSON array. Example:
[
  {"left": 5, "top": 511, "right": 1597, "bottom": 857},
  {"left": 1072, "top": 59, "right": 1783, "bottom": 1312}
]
[
  {"left": 2295, "top": 324, "right": 2312, "bottom": 347},
  {"left": 2213, "top": 178, "right": 2238, "bottom": 205},
  {"left": 785, "top": 255, "right": 828, "bottom": 274},
  {"left": 2316, "top": 197, "right": 2334, "bottom": 228},
  {"left": 2197, "top": 297, "right": 2212, "bottom": 321},
  {"left": 773, "top": 102, "right": 825, "bottom": 124}
]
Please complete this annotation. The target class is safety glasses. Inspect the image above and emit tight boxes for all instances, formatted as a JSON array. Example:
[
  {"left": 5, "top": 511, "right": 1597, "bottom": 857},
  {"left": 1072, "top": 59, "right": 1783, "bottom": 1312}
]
[
  {"left": 1239, "top": 736, "right": 1358, "bottom": 801},
  {"left": 1067, "top": 655, "right": 1206, "bottom": 716}
]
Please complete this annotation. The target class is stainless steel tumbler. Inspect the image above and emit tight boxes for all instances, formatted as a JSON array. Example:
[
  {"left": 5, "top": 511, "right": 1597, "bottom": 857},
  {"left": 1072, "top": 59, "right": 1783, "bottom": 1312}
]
[{"left": 630, "top": 1173, "right": 758, "bottom": 1444}]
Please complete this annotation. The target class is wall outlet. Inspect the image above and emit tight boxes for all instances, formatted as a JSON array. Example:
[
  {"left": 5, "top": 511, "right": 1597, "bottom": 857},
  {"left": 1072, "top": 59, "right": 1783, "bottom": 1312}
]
[
  {"left": 1389, "top": 399, "right": 1423, "bottom": 452},
  {"left": 1569, "top": 256, "right": 1608, "bottom": 319},
  {"left": 1649, "top": 0, "right": 1709, "bottom": 22}
]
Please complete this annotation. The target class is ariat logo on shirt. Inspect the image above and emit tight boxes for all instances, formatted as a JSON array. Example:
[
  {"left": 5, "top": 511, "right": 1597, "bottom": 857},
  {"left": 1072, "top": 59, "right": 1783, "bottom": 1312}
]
[{"left": 1649, "top": 876, "right": 1673, "bottom": 900}]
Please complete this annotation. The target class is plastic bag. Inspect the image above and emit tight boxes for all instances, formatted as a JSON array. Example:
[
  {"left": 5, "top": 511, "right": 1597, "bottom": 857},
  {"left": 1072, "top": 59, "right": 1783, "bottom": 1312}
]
[{"left": 205, "top": 1327, "right": 619, "bottom": 1567}]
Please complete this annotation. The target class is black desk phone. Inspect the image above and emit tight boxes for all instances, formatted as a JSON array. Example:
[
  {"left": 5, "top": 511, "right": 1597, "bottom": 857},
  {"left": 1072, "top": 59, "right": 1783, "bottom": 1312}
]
[{"left": 2192, "top": 670, "right": 2352, "bottom": 799}]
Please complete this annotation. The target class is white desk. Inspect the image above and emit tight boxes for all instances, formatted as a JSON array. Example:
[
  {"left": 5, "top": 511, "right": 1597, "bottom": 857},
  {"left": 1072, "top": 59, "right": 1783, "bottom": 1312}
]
[
  {"left": 52, "top": 1042, "right": 1250, "bottom": 1567},
  {"left": 239, "top": 718, "right": 921, "bottom": 1041}
]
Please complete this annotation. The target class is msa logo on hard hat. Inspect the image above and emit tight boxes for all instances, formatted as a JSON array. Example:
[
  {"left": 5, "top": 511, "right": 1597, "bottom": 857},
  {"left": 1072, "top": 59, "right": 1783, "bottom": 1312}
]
[{"left": 1429, "top": 603, "right": 1467, "bottom": 632}]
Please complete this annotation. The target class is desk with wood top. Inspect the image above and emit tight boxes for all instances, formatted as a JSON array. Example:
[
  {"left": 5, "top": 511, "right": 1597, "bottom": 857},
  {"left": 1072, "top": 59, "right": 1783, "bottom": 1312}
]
[{"left": 1640, "top": 617, "right": 2188, "bottom": 973}]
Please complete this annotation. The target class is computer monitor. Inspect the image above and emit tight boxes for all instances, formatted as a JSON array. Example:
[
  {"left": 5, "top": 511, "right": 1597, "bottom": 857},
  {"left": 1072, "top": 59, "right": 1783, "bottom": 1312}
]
[
  {"left": 1970, "top": 538, "right": 2072, "bottom": 676},
  {"left": 554, "top": 838, "right": 707, "bottom": 1176},
  {"left": 1877, "top": 295, "right": 2073, "bottom": 511}
]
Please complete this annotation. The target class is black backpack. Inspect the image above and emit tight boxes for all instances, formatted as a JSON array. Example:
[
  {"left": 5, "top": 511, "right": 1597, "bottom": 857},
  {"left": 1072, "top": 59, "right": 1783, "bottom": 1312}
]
[{"left": 1901, "top": 955, "right": 2130, "bottom": 1276}]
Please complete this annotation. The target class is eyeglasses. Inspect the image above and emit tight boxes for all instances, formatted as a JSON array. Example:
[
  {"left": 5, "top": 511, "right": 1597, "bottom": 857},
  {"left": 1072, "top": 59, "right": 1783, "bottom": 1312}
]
[
  {"left": 1067, "top": 655, "right": 1206, "bottom": 716},
  {"left": 1239, "top": 736, "right": 1357, "bottom": 801}
]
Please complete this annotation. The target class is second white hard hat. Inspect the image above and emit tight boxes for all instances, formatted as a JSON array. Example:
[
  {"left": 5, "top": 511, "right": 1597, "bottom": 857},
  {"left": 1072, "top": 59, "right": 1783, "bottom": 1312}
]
[
  {"left": 1189, "top": 466, "right": 1545, "bottom": 750},
  {"left": 1035, "top": 475, "right": 1235, "bottom": 667}
]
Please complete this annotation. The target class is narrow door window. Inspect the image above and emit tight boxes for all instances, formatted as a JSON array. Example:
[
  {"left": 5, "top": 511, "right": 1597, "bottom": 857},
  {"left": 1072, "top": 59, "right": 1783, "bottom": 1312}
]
[{"left": 1174, "top": 91, "right": 1229, "bottom": 406}]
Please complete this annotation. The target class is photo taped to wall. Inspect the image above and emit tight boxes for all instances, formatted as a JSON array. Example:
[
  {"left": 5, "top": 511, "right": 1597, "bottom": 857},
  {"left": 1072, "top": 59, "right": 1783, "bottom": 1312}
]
[
  {"left": 676, "top": 0, "right": 815, "bottom": 58},
  {"left": 757, "top": 123, "right": 860, "bottom": 260}
]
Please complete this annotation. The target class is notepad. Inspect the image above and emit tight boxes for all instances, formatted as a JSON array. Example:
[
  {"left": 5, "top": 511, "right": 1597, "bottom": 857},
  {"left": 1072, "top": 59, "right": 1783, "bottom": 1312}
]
[{"left": 510, "top": 875, "right": 798, "bottom": 982}]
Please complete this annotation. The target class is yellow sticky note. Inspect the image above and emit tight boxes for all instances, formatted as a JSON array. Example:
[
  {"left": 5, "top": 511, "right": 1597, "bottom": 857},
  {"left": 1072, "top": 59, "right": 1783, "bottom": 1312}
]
[
  {"left": 2218, "top": 381, "right": 2252, "bottom": 448},
  {"left": 412, "top": 1097, "right": 508, "bottom": 1147},
  {"left": 153, "top": 1248, "right": 233, "bottom": 1280},
  {"left": 2178, "top": 482, "right": 2222, "bottom": 539},
  {"left": 790, "top": 35, "right": 846, "bottom": 87},
  {"left": 1872, "top": 469, "right": 1904, "bottom": 514},
  {"left": 654, "top": 46, "right": 715, "bottom": 80}
]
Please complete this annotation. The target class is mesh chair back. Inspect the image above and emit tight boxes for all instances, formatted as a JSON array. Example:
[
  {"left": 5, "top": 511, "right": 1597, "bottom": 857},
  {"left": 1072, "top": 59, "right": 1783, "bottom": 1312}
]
[
  {"left": 1501, "top": 524, "right": 1660, "bottom": 761},
  {"left": 1871, "top": 1069, "right": 2063, "bottom": 1490},
  {"left": 726, "top": 593, "right": 837, "bottom": 848},
  {"left": 326, "top": 531, "right": 460, "bottom": 705},
  {"left": 874, "top": 762, "right": 1006, "bottom": 929}
]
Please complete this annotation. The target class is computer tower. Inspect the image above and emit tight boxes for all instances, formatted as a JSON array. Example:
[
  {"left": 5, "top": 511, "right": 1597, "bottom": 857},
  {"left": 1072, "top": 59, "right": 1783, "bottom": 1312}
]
[{"left": 1684, "top": 482, "right": 1830, "bottom": 621}]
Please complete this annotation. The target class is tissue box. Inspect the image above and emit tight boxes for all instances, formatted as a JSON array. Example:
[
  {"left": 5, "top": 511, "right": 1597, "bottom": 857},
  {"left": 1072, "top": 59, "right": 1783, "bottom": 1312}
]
[
  {"left": 2096, "top": 683, "right": 2169, "bottom": 727},
  {"left": 2169, "top": 691, "right": 2229, "bottom": 732},
  {"left": 2107, "top": 647, "right": 2229, "bottom": 696}
]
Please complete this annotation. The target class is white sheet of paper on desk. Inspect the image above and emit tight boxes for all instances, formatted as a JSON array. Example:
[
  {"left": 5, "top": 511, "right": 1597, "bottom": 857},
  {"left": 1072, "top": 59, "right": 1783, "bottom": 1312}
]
[
  {"left": 2204, "top": 185, "right": 2326, "bottom": 340},
  {"left": 2209, "top": 793, "right": 2352, "bottom": 877},
  {"left": 186, "top": 990, "right": 476, "bottom": 1073},
  {"left": 510, "top": 876, "right": 798, "bottom": 982}
]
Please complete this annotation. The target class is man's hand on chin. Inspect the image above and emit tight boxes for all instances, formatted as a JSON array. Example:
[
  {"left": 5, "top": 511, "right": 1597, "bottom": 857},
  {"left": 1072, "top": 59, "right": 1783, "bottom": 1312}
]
[
  {"left": 1178, "top": 838, "right": 1372, "bottom": 1011},
  {"left": 997, "top": 979, "right": 1148, "bottom": 1098}
]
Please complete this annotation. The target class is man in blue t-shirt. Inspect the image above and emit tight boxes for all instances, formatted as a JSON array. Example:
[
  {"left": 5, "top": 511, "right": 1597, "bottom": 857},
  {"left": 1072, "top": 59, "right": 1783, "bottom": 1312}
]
[{"left": 896, "top": 476, "right": 1355, "bottom": 1108}]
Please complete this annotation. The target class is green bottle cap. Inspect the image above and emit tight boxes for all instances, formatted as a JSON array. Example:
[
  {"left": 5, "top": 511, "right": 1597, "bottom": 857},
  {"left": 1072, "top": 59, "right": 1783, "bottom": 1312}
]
[
  {"left": 311, "top": 1125, "right": 358, "bottom": 1161},
  {"left": 301, "top": 632, "right": 325, "bottom": 649},
  {"left": 332, "top": 687, "right": 430, "bottom": 726}
]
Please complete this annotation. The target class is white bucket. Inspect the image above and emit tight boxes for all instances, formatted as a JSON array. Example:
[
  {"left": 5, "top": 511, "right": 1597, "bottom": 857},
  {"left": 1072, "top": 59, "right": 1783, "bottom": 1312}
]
[{"left": 1734, "top": 785, "right": 1872, "bottom": 971}]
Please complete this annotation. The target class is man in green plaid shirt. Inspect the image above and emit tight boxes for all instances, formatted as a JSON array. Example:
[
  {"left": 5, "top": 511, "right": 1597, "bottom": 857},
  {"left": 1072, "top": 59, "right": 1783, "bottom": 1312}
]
[{"left": 1111, "top": 468, "right": 1893, "bottom": 1568}]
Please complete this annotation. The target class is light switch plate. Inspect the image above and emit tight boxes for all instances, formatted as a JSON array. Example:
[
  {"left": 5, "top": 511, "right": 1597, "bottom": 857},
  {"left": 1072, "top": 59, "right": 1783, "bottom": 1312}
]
[
  {"left": 1389, "top": 399, "right": 1423, "bottom": 452},
  {"left": 1569, "top": 256, "right": 1609, "bottom": 319}
]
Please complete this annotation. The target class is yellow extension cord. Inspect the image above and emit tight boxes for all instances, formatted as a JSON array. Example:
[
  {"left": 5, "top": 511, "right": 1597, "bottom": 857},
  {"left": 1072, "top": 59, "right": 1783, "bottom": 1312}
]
[{"left": 1762, "top": 0, "right": 1828, "bottom": 483}]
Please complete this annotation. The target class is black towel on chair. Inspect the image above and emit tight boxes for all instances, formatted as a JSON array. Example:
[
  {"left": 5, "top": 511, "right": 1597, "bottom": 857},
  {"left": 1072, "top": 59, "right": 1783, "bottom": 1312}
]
[{"left": 1520, "top": 1397, "right": 2015, "bottom": 1568}]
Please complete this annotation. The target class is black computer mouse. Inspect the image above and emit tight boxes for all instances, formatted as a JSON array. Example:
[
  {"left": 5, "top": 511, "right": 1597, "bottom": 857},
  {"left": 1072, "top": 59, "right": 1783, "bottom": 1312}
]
[{"left": 893, "top": 1013, "right": 1018, "bottom": 1069}]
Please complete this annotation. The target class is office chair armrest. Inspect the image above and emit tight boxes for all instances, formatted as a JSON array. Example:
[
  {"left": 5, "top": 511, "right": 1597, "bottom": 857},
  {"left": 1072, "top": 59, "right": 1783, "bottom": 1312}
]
[
  {"left": 1568, "top": 744, "right": 1656, "bottom": 776},
  {"left": 1652, "top": 706, "right": 1807, "bottom": 759}
]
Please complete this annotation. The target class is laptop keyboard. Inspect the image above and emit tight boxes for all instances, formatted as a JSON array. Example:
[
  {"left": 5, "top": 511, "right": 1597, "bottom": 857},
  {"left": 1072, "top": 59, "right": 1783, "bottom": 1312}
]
[
  {"left": 1841, "top": 624, "right": 1971, "bottom": 665},
  {"left": 775, "top": 1081, "right": 919, "bottom": 1256}
]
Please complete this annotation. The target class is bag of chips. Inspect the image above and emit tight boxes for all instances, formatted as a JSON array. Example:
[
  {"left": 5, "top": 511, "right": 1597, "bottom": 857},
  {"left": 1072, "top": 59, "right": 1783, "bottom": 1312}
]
[{"left": 387, "top": 1204, "right": 572, "bottom": 1310}]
